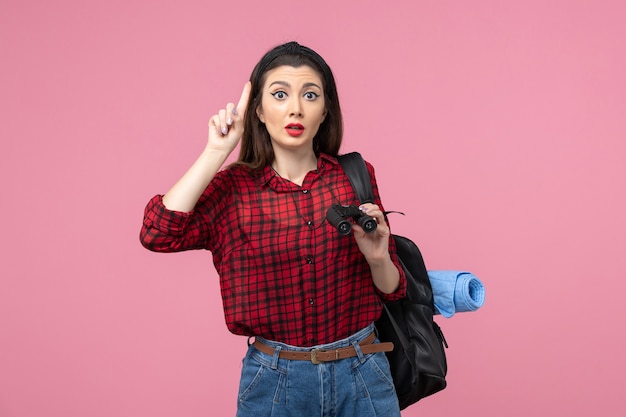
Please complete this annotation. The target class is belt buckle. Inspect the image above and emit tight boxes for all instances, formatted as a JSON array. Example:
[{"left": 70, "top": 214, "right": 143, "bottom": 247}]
[{"left": 310, "top": 348, "right": 321, "bottom": 365}]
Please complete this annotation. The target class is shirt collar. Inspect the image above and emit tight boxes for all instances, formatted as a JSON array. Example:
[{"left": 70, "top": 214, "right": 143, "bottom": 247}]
[{"left": 258, "top": 153, "right": 339, "bottom": 188}]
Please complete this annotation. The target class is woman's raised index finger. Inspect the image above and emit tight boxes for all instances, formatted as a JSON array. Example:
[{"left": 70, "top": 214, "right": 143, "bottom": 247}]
[{"left": 235, "top": 81, "right": 252, "bottom": 116}]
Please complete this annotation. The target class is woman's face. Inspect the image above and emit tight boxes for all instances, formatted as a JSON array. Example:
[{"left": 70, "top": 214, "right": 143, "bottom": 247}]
[{"left": 256, "top": 65, "right": 327, "bottom": 154}]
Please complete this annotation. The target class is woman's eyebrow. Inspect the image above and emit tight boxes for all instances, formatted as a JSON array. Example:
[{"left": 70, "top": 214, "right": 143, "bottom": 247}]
[
  {"left": 268, "top": 81, "right": 322, "bottom": 90},
  {"left": 269, "top": 81, "right": 290, "bottom": 88},
  {"left": 303, "top": 82, "right": 322, "bottom": 90}
]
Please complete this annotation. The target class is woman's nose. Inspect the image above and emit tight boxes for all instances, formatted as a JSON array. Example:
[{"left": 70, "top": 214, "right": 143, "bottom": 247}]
[{"left": 289, "top": 98, "right": 303, "bottom": 117}]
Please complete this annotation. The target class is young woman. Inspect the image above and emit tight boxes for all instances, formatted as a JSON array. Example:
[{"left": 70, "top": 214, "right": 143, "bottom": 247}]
[{"left": 140, "top": 41, "right": 406, "bottom": 416}]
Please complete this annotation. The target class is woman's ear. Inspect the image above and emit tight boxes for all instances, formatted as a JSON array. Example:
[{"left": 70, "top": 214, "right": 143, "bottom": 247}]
[{"left": 256, "top": 106, "right": 265, "bottom": 123}]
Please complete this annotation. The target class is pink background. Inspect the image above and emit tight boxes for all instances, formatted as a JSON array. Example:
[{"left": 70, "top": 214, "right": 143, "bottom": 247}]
[{"left": 2, "top": 0, "right": 625, "bottom": 416}]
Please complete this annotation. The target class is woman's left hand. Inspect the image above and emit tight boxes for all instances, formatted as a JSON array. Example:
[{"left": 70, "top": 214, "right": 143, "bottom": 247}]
[
  {"left": 353, "top": 203, "right": 402, "bottom": 294},
  {"left": 351, "top": 203, "right": 392, "bottom": 263}
]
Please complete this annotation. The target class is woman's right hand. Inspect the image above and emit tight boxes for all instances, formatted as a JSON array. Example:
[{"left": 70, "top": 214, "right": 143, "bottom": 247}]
[
  {"left": 161, "top": 81, "right": 252, "bottom": 213},
  {"left": 206, "top": 81, "right": 252, "bottom": 155}
]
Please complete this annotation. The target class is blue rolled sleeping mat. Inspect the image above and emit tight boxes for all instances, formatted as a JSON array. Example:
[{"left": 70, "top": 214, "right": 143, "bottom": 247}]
[{"left": 428, "top": 271, "right": 486, "bottom": 318}]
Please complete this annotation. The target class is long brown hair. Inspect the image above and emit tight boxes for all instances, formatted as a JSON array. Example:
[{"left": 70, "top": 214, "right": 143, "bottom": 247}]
[{"left": 237, "top": 42, "right": 343, "bottom": 171}]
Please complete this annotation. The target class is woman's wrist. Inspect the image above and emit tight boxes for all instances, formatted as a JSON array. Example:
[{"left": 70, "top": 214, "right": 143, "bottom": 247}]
[{"left": 368, "top": 255, "right": 400, "bottom": 294}]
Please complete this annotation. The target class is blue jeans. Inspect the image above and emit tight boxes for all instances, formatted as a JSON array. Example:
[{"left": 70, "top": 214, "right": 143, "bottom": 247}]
[{"left": 236, "top": 324, "right": 401, "bottom": 417}]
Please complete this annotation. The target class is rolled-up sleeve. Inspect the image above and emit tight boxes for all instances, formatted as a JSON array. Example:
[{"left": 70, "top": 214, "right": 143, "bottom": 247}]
[{"left": 140, "top": 195, "right": 204, "bottom": 252}]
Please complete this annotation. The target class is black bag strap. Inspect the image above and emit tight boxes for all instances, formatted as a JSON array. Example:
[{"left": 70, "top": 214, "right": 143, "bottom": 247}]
[
  {"left": 337, "top": 152, "right": 375, "bottom": 204},
  {"left": 337, "top": 152, "right": 410, "bottom": 350}
]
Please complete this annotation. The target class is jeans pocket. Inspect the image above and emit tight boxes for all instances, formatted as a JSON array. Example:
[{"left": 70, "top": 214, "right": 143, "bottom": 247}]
[
  {"left": 354, "top": 351, "right": 397, "bottom": 396},
  {"left": 238, "top": 349, "right": 284, "bottom": 410},
  {"left": 352, "top": 352, "right": 400, "bottom": 416}
]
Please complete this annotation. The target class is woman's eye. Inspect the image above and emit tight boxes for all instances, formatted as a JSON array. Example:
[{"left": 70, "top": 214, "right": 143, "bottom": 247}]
[
  {"left": 271, "top": 91, "right": 287, "bottom": 100},
  {"left": 304, "top": 92, "right": 319, "bottom": 100}
]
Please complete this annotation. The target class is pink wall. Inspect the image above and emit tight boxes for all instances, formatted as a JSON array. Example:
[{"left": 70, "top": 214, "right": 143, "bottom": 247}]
[{"left": 2, "top": 0, "right": 625, "bottom": 416}]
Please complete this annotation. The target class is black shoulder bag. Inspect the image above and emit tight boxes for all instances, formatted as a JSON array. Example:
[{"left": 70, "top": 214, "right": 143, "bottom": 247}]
[{"left": 338, "top": 152, "right": 448, "bottom": 410}]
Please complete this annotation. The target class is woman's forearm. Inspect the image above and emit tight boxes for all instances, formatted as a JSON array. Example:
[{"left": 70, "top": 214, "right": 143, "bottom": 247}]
[
  {"left": 369, "top": 255, "right": 401, "bottom": 294},
  {"left": 162, "top": 147, "right": 230, "bottom": 213}
]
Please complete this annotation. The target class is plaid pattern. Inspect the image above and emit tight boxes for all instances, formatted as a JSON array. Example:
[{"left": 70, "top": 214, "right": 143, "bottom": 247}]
[{"left": 141, "top": 153, "right": 406, "bottom": 346}]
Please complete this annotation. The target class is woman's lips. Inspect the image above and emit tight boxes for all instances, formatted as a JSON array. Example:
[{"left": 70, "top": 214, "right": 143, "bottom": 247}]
[{"left": 285, "top": 123, "right": 305, "bottom": 137}]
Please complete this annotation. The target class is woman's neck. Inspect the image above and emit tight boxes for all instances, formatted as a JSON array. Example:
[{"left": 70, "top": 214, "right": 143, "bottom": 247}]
[{"left": 271, "top": 151, "right": 318, "bottom": 186}]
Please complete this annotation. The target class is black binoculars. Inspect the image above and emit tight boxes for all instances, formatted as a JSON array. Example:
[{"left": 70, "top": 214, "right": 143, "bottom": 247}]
[{"left": 326, "top": 205, "right": 377, "bottom": 235}]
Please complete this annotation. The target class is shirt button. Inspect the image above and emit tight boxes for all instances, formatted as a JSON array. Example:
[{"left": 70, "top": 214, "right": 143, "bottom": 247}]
[
  {"left": 309, "top": 298, "right": 315, "bottom": 305},
  {"left": 306, "top": 258, "right": 313, "bottom": 264},
  {"left": 302, "top": 189, "right": 309, "bottom": 194},
  {"left": 306, "top": 220, "right": 313, "bottom": 226}
]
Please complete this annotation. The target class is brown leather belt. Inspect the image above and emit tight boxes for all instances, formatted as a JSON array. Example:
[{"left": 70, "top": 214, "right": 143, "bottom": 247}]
[{"left": 253, "top": 332, "right": 394, "bottom": 365}]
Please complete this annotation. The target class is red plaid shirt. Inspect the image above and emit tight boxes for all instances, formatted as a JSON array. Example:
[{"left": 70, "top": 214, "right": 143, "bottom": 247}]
[{"left": 140, "top": 153, "right": 406, "bottom": 346}]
